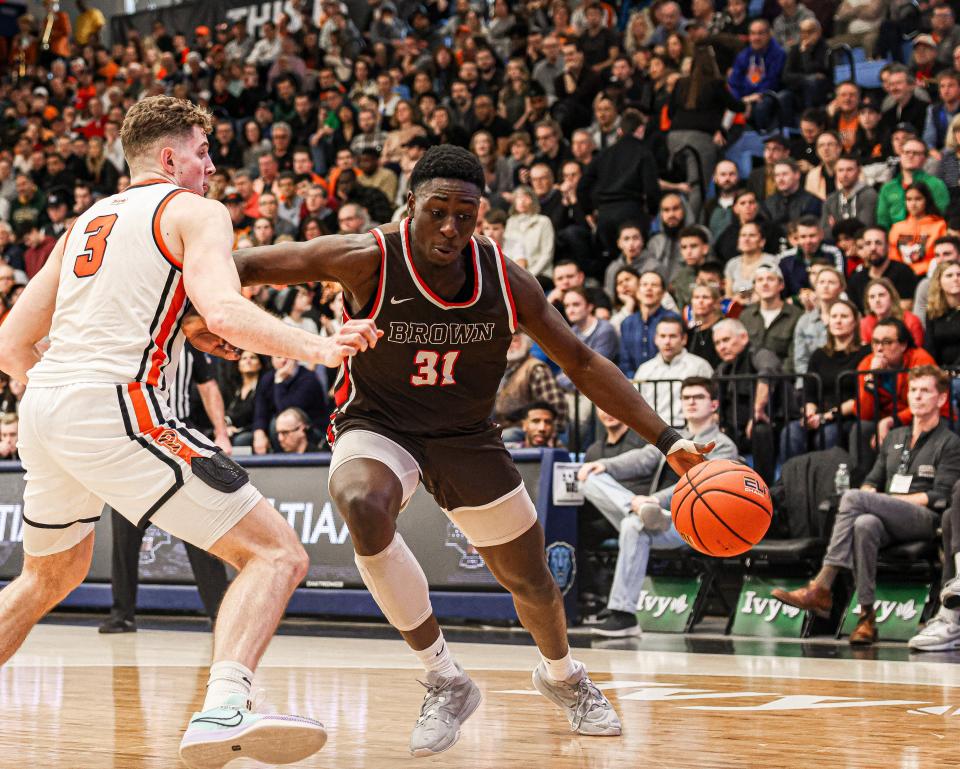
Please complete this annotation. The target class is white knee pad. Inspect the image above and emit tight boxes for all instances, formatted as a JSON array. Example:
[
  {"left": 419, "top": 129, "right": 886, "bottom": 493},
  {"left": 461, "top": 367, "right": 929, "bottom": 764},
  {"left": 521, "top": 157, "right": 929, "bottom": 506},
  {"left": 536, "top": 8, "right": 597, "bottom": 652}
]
[{"left": 354, "top": 533, "right": 432, "bottom": 632}]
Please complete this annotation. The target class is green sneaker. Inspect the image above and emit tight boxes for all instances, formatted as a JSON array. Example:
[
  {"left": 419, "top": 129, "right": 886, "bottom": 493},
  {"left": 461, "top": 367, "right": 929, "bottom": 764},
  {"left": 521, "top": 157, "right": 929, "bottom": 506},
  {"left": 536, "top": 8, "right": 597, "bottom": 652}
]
[{"left": 179, "top": 695, "right": 327, "bottom": 768}]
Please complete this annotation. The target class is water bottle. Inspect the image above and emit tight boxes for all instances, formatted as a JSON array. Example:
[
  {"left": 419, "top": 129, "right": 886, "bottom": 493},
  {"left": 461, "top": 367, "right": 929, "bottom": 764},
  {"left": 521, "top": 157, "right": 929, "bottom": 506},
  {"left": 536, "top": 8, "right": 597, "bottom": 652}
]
[{"left": 835, "top": 463, "right": 850, "bottom": 495}]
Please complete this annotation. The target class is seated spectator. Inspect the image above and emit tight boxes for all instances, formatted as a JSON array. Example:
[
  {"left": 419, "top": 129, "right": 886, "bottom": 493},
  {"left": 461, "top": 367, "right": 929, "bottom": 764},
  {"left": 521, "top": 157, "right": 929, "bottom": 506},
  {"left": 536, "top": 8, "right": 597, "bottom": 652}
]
[
  {"left": 506, "top": 401, "right": 563, "bottom": 449},
  {"left": 275, "top": 407, "right": 322, "bottom": 453},
  {"left": 851, "top": 318, "right": 942, "bottom": 469},
  {"left": 671, "top": 226, "right": 711, "bottom": 310},
  {"left": 779, "top": 215, "right": 846, "bottom": 297},
  {"left": 739, "top": 262, "right": 804, "bottom": 366},
  {"left": 252, "top": 355, "right": 329, "bottom": 455},
  {"left": 603, "top": 222, "right": 645, "bottom": 301},
  {"left": 618, "top": 270, "right": 681, "bottom": 376},
  {"left": 790, "top": 108, "right": 826, "bottom": 173},
  {"left": 355, "top": 147, "right": 398, "bottom": 204},
  {"left": 851, "top": 95, "right": 886, "bottom": 169},
  {"left": 547, "top": 260, "right": 606, "bottom": 314},
  {"left": 783, "top": 298, "right": 870, "bottom": 458},
  {"left": 610, "top": 266, "right": 640, "bottom": 330},
  {"left": 225, "top": 350, "right": 262, "bottom": 447},
  {"left": 471, "top": 129, "right": 513, "bottom": 200},
  {"left": 748, "top": 135, "right": 790, "bottom": 203},
  {"left": 938, "top": 113, "right": 960, "bottom": 202},
  {"left": 763, "top": 160, "right": 823, "bottom": 228},
  {"left": 634, "top": 316, "right": 713, "bottom": 426},
  {"left": 924, "top": 261, "right": 960, "bottom": 371},
  {"left": 830, "top": 0, "right": 884, "bottom": 58},
  {"left": 0, "top": 413, "right": 18, "bottom": 460},
  {"left": 826, "top": 81, "right": 861, "bottom": 152},
  {"left": 504, "top": 184, "right": 555, "bottom": 278},
  {"left": 782, "top": 18, "right": 831, "bottom": 114},
  {"left": 713, "top": 318, "right": 784, "bottom": 482},
  {"left": 724, "top": 222, "right": 774, "bottom": 305},
  {"left": 923, "top": 70, "right": 960, "bottom": 153},
  {"left": 879, "top": 65, "right": 927, "bottom": 138},
  {"left": 877, "top": 137, "right": 949, "bottom": 230},
  {"left": 793, "top": 266, "right": 845, "bottom": 374},
  {"left": 639, "top": 193, "right": 688, "bottom": 287},
  {"left": 887, "top": 182, "right": 947, "bottom": 276},
  {"left": 704, "top": 160, "right": 741, "bottom": 240},
  {"left": 910, "top": 486, "right": 960, "bottom": 651},
  {"left": 495, "top": 333, "right": 568, "bottom": 435},
  {"left": 909, "top": 34, "right": 943, "bottom": 92},
  {"left": 336, "top": 202, "right": 372, "bottom": 235},
  {"left": 833, "top": 220, "right": 866, "bottom": 277},
  {"left": 914, "top": 236, "right": 960, "bottom": 324},
  {"left": 821, "top": 153, "right": 877, "bottom": 239},
  {"left": 729, "top": 19, "right": 786, "bottom": 130},
  {"left": 577, "top": 376, "right": 739, "bottom": 637},
  {"left": 860, "top": 277, "right": 924, "bottom": 348},
  {"left": 773, "top": 366, "right": 960, "bottom": 646},
  {"left": 715, "top": 189, "right": 785, "bottom": 263},
  {"left": 685, "top": 281, "right": 725, "bottom": 368},
  {"left": 773, "top": 0, "right": 816, "bottom": 50},
  {"left": 803, "top": 130, "right": 841, "bottom": 201},
  {"left": 847, "top": 226, "right": 920, "bottom": 313}
]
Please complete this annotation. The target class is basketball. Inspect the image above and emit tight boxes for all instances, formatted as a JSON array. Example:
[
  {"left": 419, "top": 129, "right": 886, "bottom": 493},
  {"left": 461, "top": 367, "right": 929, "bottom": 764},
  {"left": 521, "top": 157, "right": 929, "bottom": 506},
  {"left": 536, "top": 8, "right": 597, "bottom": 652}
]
[{"left": 670, "top": 459, "right": 772, "bottom": 557}]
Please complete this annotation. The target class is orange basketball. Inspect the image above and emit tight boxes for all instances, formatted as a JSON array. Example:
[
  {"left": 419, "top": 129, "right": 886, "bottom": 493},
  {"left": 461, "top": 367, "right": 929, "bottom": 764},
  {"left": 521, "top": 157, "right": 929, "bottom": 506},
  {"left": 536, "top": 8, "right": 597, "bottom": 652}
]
[{"left": 670, "top": 459, "right": 772, "bottom": 557}]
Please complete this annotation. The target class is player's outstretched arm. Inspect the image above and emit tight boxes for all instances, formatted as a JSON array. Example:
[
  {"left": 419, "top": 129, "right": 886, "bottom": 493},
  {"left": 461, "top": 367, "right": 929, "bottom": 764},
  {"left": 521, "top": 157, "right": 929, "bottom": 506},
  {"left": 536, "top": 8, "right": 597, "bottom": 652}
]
[
  {"left": 0, "top": 234, "right": 66, "bottom": 383},
  {"left": 232, "top": 229, "right": 385, "bottom": 289},
  {"left": 508, "top": 260, "right": 712, "bottom": 475},
  {"left": 174, "top": 196, "right": 381, "bottom": 368}
]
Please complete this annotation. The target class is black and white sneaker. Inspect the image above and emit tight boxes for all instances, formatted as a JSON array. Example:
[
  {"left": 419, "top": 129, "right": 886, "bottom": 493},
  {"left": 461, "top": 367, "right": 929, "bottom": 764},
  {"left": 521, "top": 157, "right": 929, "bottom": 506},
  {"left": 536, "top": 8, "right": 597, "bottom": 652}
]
[
  {"left": 582, "top": 608, "right": 614, "bottom": 626},
  {"left": 590, "top": 610, "right": 641, "bottom": 638}
]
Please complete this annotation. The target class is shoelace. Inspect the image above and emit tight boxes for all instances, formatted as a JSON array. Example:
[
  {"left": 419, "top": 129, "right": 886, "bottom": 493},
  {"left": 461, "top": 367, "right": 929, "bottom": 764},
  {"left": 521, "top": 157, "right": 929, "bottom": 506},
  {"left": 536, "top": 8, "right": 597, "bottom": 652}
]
[
  {"left": 570, "top": 677, "right": 608, "bottom": 732},
  {"left": 415, "top": 678, "right": 455, "bottom": 726}
]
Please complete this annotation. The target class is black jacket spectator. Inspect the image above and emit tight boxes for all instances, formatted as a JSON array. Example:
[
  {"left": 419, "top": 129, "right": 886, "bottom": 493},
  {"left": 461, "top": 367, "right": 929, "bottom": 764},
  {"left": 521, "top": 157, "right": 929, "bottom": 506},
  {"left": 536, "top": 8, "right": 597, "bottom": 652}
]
[
  {"left": 763, "top": 187, "right": 822, "bottom": 226},
  {"left": 253, "top": 365, "right": 329, "bottom": 436}
]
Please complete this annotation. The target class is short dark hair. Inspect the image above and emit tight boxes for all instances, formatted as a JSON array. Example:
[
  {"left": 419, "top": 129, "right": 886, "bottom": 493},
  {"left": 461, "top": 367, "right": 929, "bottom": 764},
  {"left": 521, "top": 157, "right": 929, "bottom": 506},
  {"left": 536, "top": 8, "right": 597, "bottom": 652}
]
[
  {"left": 833, "top": 218, "right": 865, "bottom": 240},
  {"left": 796, "top": 214, "right": 821, "bottom": 229},
  {"left": 618, "top": 220, "right": 643, "bottom": 237},
  {"left": 874, "top": 317, "right": 912, "bottom": 346},
  {"left": 409, "top": 145, "right": 485, "bottom": 195},
  {"left": 655, "top": 315, "right": 686, "bottom": 334},
  {"left": 522, "top": 400, "right": 557, "bottom": 419},
  {"left": 837, "top": 152, "right": 860, "bottom": 165},
  {"left": 935, "top": 234, "right": 960, "bottom": 252},
  {"left": 681, "top": 375, "right": 718, "bottom": 400},
  {"left": 554, "top": 258, "right": 582, "bottom": 272},
  {"left": 679, "top": 225, "right": 709, "bottom": 243},
  {"left": 619, "top": 108, "right": 645, "bottom": 135},
  {"left": 485, "top": 208, "right": 507, "bottom": 226},
  {"left": 697, "top": 260, "right": 724, "bottom": 276}
]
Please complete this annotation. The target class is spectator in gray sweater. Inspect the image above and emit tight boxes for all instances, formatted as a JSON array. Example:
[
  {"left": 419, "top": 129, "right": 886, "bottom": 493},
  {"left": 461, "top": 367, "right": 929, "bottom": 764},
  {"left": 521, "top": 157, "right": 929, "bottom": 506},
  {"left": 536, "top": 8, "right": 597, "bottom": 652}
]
[{"left": 577, "top": 376, "right": 739, "bottom": 637}]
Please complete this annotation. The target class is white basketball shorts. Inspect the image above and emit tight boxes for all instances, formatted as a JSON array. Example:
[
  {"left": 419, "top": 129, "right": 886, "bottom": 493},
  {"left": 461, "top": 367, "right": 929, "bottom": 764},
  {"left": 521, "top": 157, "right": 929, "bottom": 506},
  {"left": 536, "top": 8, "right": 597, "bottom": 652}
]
[{"left": 17, "top": 382, "right": 262, "bottom": 557}]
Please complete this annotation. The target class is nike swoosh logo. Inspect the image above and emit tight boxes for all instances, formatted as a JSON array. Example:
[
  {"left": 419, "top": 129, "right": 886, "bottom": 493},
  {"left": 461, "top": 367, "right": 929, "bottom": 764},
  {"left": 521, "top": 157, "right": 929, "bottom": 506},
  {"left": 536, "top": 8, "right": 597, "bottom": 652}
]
[
  {"left": 435, "top": 643, "right": 445, "bottom": 657},
  {"left": 391, "top": 296, "right": 413, "bottom": 305},
  {"left": 193, "top": 712, "right": 244, "bottom": 728}
]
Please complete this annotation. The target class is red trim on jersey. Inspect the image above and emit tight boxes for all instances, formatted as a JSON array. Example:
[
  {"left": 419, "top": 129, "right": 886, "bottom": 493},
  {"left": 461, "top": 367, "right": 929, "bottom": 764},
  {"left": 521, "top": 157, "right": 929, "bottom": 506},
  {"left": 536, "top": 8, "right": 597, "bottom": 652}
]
[
  {"left": 493, "top": 242, "right": 519, "bottom": 332},
  {"left": 152, "top": 189, "right": 190, "bottom": 270},
  {"left": 327, "top": 352, "right": 353, "bottom": 444},
  {"left": 402, "top": 218, "right": 481, "bottom": 309},
  {"left": 145, "top": 276, "right": 186, "bottom": 387},
  {"left": 126, "top": 382, "right": 155, "bottom": 432},
  {"left": 342, "top": 228, "right": 387, "bottom": 321}
]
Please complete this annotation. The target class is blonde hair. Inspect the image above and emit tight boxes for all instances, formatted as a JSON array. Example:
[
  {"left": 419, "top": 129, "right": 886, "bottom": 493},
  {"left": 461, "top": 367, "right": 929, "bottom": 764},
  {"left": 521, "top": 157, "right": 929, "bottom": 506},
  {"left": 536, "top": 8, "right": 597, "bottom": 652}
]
[
  {"left": 927, "top": 260, "right": 960, "bottom": 320},
  {"left": 946, "top": 113, "right": 960, "bottom": 151},
  {"left": 121, "top": 95, "right": 213, "bottom": 165}
]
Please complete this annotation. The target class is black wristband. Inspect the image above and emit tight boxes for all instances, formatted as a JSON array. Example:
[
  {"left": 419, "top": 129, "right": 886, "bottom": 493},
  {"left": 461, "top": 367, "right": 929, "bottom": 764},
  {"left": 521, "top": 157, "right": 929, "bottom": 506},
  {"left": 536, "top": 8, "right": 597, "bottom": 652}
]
[{"left": 655, "top": 427, "right": 683, "bottom": 456}]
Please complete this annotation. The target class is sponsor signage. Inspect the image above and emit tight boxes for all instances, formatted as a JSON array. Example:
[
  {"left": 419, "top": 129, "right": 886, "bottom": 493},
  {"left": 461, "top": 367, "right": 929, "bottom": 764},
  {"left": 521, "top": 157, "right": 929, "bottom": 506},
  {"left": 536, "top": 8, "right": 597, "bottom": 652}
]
[
  {"left": 0, "top": 459, "right": 543, "bottom": 591},
  {"left": 840, "top": 584, "right": 930, "bottom": 641},
  {"left": 730, "top": 575, "right": 806, "bottom": 638},
  {"left": 635, "top": 576, "right": 701, "bottom": 633},
  {"left": 551, "top": 462, "right": 584, "bottom": 506}
]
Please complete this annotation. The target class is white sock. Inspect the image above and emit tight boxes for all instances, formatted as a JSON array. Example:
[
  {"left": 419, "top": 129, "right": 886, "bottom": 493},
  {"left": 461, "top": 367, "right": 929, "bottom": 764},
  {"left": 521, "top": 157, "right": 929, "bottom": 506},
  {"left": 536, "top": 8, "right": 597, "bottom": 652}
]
[
  {"left": 953, "top": 552, "right": 960, "bottom": 576},
  {"left": 413, "top": 632, "right": 460, "bottom": 679},
  {"left": 203, "top": 661, "right": 254, "bottom": 711},
  {"left": 540, "top": 651, "right": 581, "bottom": 682}
]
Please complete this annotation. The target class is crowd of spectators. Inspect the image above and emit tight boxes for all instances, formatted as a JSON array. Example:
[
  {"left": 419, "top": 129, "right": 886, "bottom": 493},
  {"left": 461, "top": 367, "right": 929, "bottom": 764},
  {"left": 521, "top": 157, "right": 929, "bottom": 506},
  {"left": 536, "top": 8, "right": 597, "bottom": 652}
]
[{"left": 9, "top": 0, "right": 960, "bottom": 642}]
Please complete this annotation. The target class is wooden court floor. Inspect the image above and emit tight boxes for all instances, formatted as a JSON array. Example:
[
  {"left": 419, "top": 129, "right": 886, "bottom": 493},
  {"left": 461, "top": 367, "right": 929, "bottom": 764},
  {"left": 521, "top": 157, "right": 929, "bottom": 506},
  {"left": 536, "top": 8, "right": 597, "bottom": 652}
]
[{"left": 3, "top": 625, "right": 960, "bottom": 769}]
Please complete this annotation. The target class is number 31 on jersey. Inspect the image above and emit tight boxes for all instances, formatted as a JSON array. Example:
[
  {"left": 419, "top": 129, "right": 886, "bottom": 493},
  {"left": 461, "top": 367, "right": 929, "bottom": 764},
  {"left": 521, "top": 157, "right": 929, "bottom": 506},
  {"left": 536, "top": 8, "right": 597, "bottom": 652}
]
[{"left": 411, "top": 350, "right": 460, "bottom": 387}]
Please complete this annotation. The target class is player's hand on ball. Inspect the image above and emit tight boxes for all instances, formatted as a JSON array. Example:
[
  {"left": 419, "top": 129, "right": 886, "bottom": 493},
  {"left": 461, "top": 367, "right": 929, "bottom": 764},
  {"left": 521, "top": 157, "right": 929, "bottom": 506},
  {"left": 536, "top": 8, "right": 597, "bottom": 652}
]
[
  {"left": 577, "top": 461, "right": 606, "bottom": 482},
  {"left": 319, "top": 319, "right": 383, "bottom": 366},
  {"left": 665, "top": 438, "right": 715, "bottom": 478},
  {"left": 181, "top": 310, "right": 240, "bottom": 360}
]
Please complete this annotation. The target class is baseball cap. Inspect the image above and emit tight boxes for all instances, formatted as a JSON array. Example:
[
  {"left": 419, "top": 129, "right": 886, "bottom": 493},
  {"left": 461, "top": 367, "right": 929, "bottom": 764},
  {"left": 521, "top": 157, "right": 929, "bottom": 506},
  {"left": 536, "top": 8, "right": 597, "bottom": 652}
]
[
  {"left": 33, "top": 86, "right": 48, "bottom": 97},
  {"left": 224, "top": 192, "right": 244, "bottom": 204},
  {"left": 913, "top": 34, "right": 936, "bottom": 48},
  {"left": 893, "top": 121, "right": 918, "bottom": 135},
  {"left": 859, "top": 94, "right": 881, "bottom": 112},
  {"left": 527, "top": 81, "right": 547, "bottom": 98},
  {"left": 763, "top": 133, "right": 789, "bottom": 148},
  {"left": 46, "top": 189, "right": 71, "bottom": 208},
  {"left": 195, "top": 25, "right": 211, "bottom": 37},
  {"left": 754, "top": 261, "right": 783, "bottom": 280}
]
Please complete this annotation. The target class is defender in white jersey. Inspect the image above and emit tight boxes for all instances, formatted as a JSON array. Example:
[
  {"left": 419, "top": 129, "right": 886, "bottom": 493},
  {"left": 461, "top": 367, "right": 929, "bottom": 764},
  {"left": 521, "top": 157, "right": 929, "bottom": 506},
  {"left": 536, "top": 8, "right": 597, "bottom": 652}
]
[{"left": 0, "top": 96, "right": 381, "bottom": 769}]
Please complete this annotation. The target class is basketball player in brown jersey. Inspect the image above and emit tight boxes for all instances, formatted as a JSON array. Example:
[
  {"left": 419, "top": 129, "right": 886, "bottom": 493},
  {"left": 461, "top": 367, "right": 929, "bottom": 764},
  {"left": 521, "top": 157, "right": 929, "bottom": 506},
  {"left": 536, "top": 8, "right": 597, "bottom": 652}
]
[{"left": 188, "top": 145, "right": 713, "bottom": 755}]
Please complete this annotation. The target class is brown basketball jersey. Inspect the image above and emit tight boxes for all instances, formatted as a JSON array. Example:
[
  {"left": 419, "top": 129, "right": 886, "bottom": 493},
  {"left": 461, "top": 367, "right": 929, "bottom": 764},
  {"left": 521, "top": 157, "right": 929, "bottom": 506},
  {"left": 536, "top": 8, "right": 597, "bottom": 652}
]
[{"left": 329, "top": 218, "right": 518, "bottom": 442}]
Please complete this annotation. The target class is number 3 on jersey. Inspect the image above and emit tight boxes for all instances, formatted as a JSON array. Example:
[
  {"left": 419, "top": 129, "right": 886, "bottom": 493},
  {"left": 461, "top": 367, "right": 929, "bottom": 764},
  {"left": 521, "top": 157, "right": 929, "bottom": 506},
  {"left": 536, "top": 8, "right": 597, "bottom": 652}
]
[
  {"left": 411, "top": 350, "right": 460, "bottom": 387},
  {"left": 73, "top": 214, "right": 118, "bottom": 278}
]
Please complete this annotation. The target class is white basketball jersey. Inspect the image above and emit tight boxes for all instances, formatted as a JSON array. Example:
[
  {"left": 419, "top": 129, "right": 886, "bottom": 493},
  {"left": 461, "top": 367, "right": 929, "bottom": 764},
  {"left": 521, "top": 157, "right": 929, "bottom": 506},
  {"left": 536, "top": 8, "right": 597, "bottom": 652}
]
[{"left": 28, "top": 179, "right": 194, "bottom": 393}]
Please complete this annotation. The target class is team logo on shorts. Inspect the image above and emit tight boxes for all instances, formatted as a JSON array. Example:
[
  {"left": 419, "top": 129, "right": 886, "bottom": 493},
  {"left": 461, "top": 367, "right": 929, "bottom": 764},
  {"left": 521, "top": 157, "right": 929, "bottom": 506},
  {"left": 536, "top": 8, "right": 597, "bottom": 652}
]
[
  {"left": 546, "top": 541, "right": 577, "bottom": 596},
  {"left": 140, "top": 525, "right": 173, "bottom": 566},
  {"left": 155, "top": 429, "right": 184, "bottom": 455},
  {"left": 743, "top": 476, "right": 768, "bottom": 497}
]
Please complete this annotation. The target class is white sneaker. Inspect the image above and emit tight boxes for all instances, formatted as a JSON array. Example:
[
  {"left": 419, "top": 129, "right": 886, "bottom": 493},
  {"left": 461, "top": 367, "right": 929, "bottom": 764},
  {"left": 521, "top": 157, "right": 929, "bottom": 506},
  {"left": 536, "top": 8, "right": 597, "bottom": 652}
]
[
  {"left": 908, "top": 608, "right": 960, "bottom": 652},
  {"left": 940, "top": 576, "right": 960, "bottom": 610},
  {"left": 532, "top": 663, "right": 622, "bottom": 736}
]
